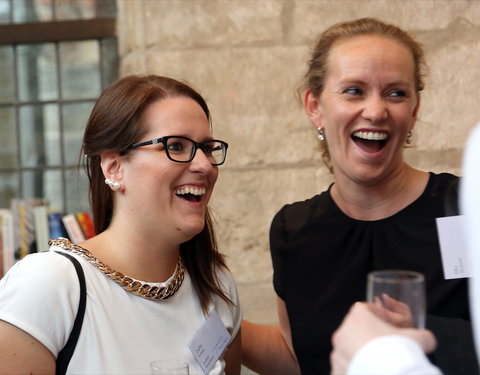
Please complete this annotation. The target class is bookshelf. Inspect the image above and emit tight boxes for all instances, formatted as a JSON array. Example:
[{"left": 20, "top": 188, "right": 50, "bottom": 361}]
[{"left": 0, "top": 198, "right": 95, "bottom": 279}]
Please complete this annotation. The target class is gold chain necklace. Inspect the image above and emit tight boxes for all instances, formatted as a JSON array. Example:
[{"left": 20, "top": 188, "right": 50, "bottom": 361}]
[{"left": 48, "top": 237, "right": 185, "bottom": 301}]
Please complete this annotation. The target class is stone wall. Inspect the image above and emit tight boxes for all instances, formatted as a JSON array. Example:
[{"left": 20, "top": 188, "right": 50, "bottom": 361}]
[{"left": 117, "top": 0, "right": 480, "bottom": 353}]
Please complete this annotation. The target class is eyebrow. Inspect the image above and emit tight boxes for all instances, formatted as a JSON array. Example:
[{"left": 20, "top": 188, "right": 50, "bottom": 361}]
[{"left": 338, "top": 78, "right": 413, "bottom": 88}]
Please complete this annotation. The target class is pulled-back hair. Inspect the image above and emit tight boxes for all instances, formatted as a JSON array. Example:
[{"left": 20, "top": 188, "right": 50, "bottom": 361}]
[
  {"left": 81, "top": 74, "right": 230, "bottom": 312},
  {"left": 304, "top": 17, "right": 426, "bottom": 96}
]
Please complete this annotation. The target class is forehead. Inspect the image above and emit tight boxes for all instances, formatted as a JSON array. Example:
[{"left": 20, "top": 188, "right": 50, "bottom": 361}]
[
  {"left": 326, "top": 34, "right": 415, "bottom": 82},
  {"left": 140, "top": 96, "right": 211, "bottom": 137}
]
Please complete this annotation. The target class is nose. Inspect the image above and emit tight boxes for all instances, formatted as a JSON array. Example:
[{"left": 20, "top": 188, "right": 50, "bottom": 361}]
[
  {"left": 190, "top": 148, "right": 215, "bottom": 173},
  {"left": 362, "top": 94, "right": 388, "bottom": 123}
]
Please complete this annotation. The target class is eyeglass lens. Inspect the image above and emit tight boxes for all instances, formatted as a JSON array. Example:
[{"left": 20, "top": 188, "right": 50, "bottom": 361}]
[{"left": 166, "top": 137, "right": 225, "bottom": 165}]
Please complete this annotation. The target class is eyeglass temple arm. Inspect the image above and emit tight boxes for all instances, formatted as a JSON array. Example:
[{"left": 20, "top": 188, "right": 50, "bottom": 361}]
[{"left": 128, "top": 138, "right": 159, "bottom": 149}]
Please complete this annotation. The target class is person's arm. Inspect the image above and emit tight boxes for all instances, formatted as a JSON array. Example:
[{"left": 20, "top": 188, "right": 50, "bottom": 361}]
[
  {"left": 241, "top": 297, "right": 300, "bottom": 375},
  {"left": 331, "top": 302, "right": 439, "bottom": 375},
  {"left": 224, "top": 330, "right": 241, "bottom": 375},
  {"left": 0, "top": 320, "right": 55, "bottom": 374}
]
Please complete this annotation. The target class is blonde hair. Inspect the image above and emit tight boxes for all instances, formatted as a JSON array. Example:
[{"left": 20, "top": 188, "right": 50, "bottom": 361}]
[{"left": 304, "top": 17, "right": 425, "bottom": 96}]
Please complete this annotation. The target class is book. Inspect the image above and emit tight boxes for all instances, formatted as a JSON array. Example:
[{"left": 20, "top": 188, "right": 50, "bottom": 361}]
[
  {"left": 0, "top": 209, "right": 15, "bottom": 277},
  {"left": 11, "top": 198, "right": 46, "bottom": 260},
  {"left": 62, "top": 214, "right": 86, "bottom": 243},
  {"left": 75, "top": 212, "right": 95, "bottom": 239},
  {"left": 48, "top": 212, "right": 69, "bottom": 239},
  {"left": 33, "top": 205, "right": 50, "bottom": 252}
]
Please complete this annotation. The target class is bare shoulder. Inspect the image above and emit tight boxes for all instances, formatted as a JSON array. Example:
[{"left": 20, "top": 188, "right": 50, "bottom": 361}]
[{"left": 0, "top": 319, "right": 55, "bottom": 374}]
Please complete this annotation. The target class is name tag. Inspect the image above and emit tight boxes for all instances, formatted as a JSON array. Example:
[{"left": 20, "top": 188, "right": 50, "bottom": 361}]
[
  {"left": 436, "top": 215, "right": 472, "bottom": 279},
  {"left": 188, "top": 310, "right": 231, "bottom": 375}
]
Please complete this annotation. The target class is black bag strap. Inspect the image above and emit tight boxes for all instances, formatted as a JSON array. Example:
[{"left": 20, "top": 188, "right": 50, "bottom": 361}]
[{"left": 54, "top": 251, "right": 87, "bottom": 375}]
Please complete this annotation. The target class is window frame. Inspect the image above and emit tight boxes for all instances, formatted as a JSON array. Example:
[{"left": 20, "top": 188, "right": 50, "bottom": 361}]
[
  {"left": 0, "top": 14, "right": 117, "bottom": 212},
  {"left": 0, "top": 18, "right": 116, "bottom": 45}
]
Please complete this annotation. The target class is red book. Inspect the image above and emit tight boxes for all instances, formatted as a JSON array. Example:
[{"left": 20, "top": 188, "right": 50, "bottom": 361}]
[{"left": 75, "top": 212, "right": 95, "bottom": 239}]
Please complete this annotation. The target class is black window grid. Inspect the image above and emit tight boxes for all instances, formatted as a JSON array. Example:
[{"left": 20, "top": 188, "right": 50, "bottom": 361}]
[{"left": 0, "top": 0, "right": 117, "bottom": 212}]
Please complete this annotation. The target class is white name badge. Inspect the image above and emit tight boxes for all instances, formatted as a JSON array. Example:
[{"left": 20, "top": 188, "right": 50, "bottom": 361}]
[
  {"left": 188, "top": 310, "right": 231, "bottom": 375},
  {"left": 436, "top": 215, "right": 472, "bottom": 279}
]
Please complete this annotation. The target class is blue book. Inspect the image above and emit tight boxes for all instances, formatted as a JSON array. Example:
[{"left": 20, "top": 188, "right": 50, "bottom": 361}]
[{"left": 48, "top": 213, "right": 69, "bottom": 240}]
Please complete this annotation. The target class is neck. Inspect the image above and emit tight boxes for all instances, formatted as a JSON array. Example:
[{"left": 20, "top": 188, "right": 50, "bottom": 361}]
[
  {"left": 330, "top": 164, "right": 429, "bottom": 221},
  {"left": 80, "top": 223, "right": 181, "bottom": 282}
]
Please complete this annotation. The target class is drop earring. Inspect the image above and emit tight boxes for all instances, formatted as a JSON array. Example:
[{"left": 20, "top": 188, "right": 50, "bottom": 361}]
[
  {"left": 406, "top": 130, "right": 413, "bottom": 145},
  {"left": 317, "top": 128, "right": 325, "bottom": 141},
  {"left": 105, "top": 178, "right": 121, "bottom": 191}
]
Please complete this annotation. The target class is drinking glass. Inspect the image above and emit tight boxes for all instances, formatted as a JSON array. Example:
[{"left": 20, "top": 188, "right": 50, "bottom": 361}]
[
  {"left": 366, "top": 270, "right": 426, "bottom": 329},
  {"left": 149, "top": 360, "right": 189, "bottom": 375}
]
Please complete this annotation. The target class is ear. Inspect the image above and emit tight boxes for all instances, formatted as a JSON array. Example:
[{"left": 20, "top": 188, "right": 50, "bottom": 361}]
[
  {"left": 100, "top": 152, "right": 124, "bottom": 191},
  {"left": 412, "top": 92, "right": 421, "bottom": 120},
  {"left": 304, "top": 89, "right": 324, "bottom": 128},
  {"left": 408, "top": 93, "right": 421, "bottom": 135}
]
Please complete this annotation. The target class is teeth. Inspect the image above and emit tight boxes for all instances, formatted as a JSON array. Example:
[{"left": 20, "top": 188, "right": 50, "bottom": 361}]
[
  {"left": 174, "top": 187, "right": 206, "bottom": 196},
  {"left": 353, "top": 131, "right": 388, "bottom": 141}
]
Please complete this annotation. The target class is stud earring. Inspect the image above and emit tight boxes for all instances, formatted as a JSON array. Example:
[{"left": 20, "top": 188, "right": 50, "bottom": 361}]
[
  {"left": 105, "top": 178, "right": 121, "bottom": 191},
  {"left": 317, "top": 128, "right": 325, "bottom": 141},
  {"left": 406, "top": 130, "right": 413, "bottom": 145}
]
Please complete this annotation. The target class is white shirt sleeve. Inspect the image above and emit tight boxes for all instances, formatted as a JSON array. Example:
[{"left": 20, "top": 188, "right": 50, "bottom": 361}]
[
  {"left": 348, "top": 335, "right": 443, "bottom": 375},
  {"left": 461, "top": 123, "right": 480, "bottom": 363},
  {"left": 0, "top": 251, "right": 80, "bottom": 356}
]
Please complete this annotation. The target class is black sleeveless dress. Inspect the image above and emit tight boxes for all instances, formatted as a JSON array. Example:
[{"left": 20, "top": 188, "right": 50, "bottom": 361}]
[{"left": 270, "top": 172, "right": 478, "bottom": 375}]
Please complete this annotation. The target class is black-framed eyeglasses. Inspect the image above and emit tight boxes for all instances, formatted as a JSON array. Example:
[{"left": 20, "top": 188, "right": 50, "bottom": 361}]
[{"left": 125, "top": 136, "right": 229, "bottom": 166}]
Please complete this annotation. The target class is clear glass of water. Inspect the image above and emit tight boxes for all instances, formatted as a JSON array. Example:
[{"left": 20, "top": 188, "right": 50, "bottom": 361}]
[{"left": 367, "top": 270, "right": 426, "bottom": 329}]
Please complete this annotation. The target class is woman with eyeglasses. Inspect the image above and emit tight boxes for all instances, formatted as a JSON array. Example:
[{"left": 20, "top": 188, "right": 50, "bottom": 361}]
[
  {"left": 242, "top": 18, "right": 477, "bottom": 375},
  {"left": 0, "top": 75, "right": 241, "bottom": 374}
]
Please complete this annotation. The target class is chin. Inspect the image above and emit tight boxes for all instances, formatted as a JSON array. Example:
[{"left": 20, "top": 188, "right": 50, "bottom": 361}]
[{"left": 182, "top": 221, "right": 206, "bottom": 239}]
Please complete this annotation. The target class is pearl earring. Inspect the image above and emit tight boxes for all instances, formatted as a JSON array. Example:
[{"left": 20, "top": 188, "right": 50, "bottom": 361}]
[
  {"left": 317, "top": 128, "right": 325, "bottom": 141},
  {"left": 105, "top": 178, "right": 121, "bottom": 190}
]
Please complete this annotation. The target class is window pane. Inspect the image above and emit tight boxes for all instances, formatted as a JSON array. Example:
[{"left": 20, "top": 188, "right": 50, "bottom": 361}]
[
  {"left": 54, "top": 0, "right": 95, "bottom": 21},
  {"left": 54, "top": 0, "right": 116, "bottom": 21},
  {"left": 13, "top": 0, "right": 53, "bottom": 23},
  {"left": 62, "top": 101, "right": 93, "bottom": 165},
  {"left": 65, "top": 168, "right": 89, "bottom": 213},
  {"left": 0, "top": 46, "right": 15, "bottom": 102},
  {"left": 0, "top": 173, "right": 18, "bottom": 208},
  {"left": 100, "top": 37, "right": 118, "bottom": 89},
  {"left": 94, "top": 0, "right": 116, "bottom": 18},
  {"left": 17, "top": 43, "right": 58, "bottom": 102},
  {"left": 60, "top": 40, "right": 100, "bottom": 99},
  {"left": 19, "top": 104, "right": 61, "bottom": 167},
  {"left": 21, "top": 170, "right": 44, "bottom": 198},
  {"left": 0, "top": 0, "right": 11, "bottom": 24},
  {"left": 0, "top": 106, "right": 17, "bottom": 168},
  {"left": 44, "top": 169, "right": 63, "bottom": 211},
  {"left": 22, "top": 169, "right": 62, "bottom": 210}
]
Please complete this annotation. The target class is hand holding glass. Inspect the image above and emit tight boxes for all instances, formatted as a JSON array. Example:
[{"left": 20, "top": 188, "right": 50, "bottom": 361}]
[
  {"left": 149, "top": 360, "right": 189, "bottom": 375},
  {"left": 367, "top": 270, "right": 426, "bottom": 329}
]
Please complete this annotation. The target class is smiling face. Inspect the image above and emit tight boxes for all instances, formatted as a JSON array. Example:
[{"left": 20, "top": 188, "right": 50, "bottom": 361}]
[
  {"left": 118, "top": 96, "right": 218, "bottom": 245},
  {"left": 305, "top": 34, "right": 420, "bottom": 186}
]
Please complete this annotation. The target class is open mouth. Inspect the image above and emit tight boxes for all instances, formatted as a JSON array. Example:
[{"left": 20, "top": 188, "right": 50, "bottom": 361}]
[
  {"left": 351, "top": 130, "right": 388, "bottom": 153},
  {"left": 174, "top": 186, "right": 206, "bottom": 203}
]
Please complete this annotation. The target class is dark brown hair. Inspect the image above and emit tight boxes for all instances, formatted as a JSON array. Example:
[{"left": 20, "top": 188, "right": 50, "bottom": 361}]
[
  {"left": 303, "top": 18, "right": 426, "bottom": 170},
  {"left": 81, "top": 74, "right": 231, "bottom": 313}
]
